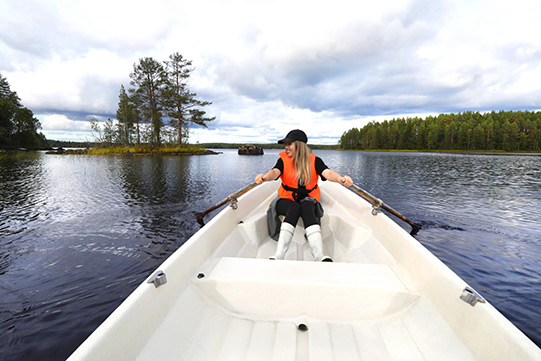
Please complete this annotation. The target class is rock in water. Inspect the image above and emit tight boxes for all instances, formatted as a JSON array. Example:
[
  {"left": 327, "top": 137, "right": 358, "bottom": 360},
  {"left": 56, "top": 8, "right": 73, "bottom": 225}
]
[{"left": 238, "top": 145, "right": 263, "bottom": 155}]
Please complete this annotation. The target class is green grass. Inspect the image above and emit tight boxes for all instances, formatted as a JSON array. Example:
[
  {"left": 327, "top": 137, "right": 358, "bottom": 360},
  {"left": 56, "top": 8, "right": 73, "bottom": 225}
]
[{"left": 63, "top": 145, "right": 216, "bottom": 155}]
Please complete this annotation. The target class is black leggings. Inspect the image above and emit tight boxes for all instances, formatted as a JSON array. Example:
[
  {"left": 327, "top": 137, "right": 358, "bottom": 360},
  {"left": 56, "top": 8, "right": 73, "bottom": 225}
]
[{"left": 276, "top": 198, "right": 318, "bottom": 228}]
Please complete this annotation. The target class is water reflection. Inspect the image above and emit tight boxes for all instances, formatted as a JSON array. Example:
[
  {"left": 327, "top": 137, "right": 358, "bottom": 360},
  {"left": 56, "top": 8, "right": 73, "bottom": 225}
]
[
  {"left": 324, "top": 151, "right": 541, "bottom": 346},
  {"left": 0, "top": 150, "right": 539, "bottom": 360},
  {"left": 0, "top": 153, "right": 47, "bottom": 276},
  {"left": 114, "top": 156, "right": 207, "bottom": 260}
]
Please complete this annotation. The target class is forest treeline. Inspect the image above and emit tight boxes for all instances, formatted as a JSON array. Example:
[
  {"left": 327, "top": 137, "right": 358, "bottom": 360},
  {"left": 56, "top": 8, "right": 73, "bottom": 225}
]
[
  {"left": 340, "top": 111, "right": 541, "bottom": 151},
  {"left": 200, "top": 143, "right": 337, "bottom": 150},
  {"left": 0, "top": 73, "right": 48, "bottom": 149}
]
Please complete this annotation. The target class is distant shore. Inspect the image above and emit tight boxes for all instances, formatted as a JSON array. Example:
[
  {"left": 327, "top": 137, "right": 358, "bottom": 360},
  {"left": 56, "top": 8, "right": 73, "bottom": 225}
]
[
  {"left": 3, "top": 145, "right": 540, "bottom": 156},
  {"left": 334, "top": 148, "right": 541, "bottom": 155},
  {"left": 46, "top": 145, "right": 218, "bottom": 156},
  {"left": 197, "top": 143, "right": 541, "bottom": 154},
  {"left": 199, "top": 143, "right": 338, "bottom": 150}
]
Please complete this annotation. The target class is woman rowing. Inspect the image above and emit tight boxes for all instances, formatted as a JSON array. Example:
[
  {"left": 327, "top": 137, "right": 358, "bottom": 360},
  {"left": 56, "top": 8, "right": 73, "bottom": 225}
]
[{"left": 255, "top": 129, "right": 353, "bottom": 261}]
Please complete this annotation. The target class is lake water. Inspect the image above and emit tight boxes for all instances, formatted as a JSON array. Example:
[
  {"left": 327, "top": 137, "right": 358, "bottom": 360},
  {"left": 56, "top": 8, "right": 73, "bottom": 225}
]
[{"left": 0, "top": 149, "right": 540, "bottom": 359}]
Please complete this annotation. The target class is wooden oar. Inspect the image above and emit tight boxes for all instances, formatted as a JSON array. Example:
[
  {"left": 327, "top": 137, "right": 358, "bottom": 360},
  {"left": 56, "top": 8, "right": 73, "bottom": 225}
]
[
  {"left": 195, "top": 182, "right": 259, "bottom": 226},
  {"left": 350, "top": 184, "right": 421, "bottom": 236}
]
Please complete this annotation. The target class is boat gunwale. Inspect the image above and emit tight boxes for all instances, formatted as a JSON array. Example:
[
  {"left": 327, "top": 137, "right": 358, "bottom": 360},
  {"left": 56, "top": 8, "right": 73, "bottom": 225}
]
[{"left": 68, "top": 181, "right": 541, "bottom": 361}]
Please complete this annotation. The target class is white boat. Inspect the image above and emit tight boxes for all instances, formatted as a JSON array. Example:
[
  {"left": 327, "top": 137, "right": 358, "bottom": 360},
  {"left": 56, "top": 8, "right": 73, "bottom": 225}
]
[{"left": 68, "top": 181, "right": 540, "bottom": 361}]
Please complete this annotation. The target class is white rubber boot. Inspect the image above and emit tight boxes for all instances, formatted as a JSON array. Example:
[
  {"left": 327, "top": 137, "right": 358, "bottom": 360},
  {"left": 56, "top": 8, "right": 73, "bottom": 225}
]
[
  {"left": 305, "top": 224, "right": 332, "bottom": 262},
  {"left": 270, "top": 222, "right": 295, "bottom": 260}
]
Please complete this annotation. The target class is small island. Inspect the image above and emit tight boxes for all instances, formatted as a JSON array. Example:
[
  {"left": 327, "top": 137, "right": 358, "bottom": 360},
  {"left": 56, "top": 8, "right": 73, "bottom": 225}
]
[
  {"left": 59, "top": 145, "right": 217, "bottom": 156},
  {"left": 1, "top": 54, "right": 217, "bottom": 156}
]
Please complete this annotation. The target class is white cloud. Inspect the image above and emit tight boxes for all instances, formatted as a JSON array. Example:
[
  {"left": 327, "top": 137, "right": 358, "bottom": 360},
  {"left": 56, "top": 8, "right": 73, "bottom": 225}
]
[
  {"left": 40, "top": 114, "right": 91, "bottom": 131},
  {"left": 2, "top": 0, "right": 541, "bottom": 143},
  {"left": 7, "top": 50, "right": 132, "bottom": 114},
  {"left": 42, "top": 129, "right": 93, "bottom": 142},
  {"left": 39, "top": 116, "right": 94, "bottom": 142}
]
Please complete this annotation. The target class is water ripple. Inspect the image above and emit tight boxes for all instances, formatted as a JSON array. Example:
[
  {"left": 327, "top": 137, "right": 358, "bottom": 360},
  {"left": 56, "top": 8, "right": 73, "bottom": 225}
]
[{"left": 0, "top": 150, "right": 539, "bottom": 360}]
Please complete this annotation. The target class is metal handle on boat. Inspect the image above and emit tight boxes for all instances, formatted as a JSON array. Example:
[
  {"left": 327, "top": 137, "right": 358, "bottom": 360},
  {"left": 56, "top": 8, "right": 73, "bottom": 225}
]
[
  {"left": 195, "top": 182, "right": 259, "bottom": 226},
  {"left": 460, "top": 286, "right": 486, "bottom": 306},
  {"left": 148, "top": 270, "right": 167, "bottom": 288},
  {"left": 350, "top": 184, "right": 421, "bottom": 236}
]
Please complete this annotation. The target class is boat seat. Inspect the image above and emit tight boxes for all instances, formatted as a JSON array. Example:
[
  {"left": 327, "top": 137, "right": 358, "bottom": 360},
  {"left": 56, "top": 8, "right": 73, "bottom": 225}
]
[
  {"left": 236, "top": 208, "right": 373, "bottom": 250},
  {"left": 193, "top": 257, "right": 419, "bottom": 322},
  {"left": 321, "top": 207, "right": 373, "bottom": 248}
]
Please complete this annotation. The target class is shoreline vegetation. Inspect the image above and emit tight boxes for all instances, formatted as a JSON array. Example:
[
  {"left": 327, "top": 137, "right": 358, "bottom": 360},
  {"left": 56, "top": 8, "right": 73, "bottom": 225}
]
[
  {"left": 3, "top": 142, "right": 540, "bottom": 158},
  {"left": 55, "top": 145, "right": 218, "bottom": 156},
  {"left": 340, "top": 110, "right": 541, "bottom": 152},
  {"left": 199, "top": 143, "right": 338, "bottom": 150},
  {"left": 37, "top": 144, "right": 541, "bottom": 156},
  {"left": 336, "top": 148, "right": 541, "bottom": 154},
  {"left": 1, "top": 147, "right": 539, "bottom": 162}
]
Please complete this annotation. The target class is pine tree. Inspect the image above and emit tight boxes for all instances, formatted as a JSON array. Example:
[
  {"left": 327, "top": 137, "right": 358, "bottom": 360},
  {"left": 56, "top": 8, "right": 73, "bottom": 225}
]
[
  {"left": 129, "top": 57, "right": 167, "bottom": 146},
  {"left": 116, "top": 85, "right": 134, "bottom": 145},
  {"left": 163, "top": 52, "right": 215, "bottom": 146}
]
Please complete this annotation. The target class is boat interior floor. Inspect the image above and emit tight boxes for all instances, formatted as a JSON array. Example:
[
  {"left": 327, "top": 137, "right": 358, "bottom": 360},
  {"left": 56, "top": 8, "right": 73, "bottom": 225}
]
[{"left": 134, "top": 208, "right": 479, "bottom": 361}]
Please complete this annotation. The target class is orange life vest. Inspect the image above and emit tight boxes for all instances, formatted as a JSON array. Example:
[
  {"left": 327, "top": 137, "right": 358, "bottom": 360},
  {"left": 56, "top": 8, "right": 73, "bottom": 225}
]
[{"left": 277, "top": 151, "right": 321, "bottom": 202}]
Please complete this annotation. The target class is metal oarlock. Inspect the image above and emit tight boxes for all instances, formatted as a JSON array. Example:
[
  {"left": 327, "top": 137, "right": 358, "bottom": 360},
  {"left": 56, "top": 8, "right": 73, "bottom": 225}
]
[
  {"left": 350, "top": 184, "right": 421, "bottom": 236},
  {"left": 371, "top": 199, "right": 383, "bottom": 215},
  {"left": 196, "top": 182, "right": 259, "bottom": 226},
  {"left": 148, "top": 270, "right": 167, "bottom": 288},
  {"left": 460, "top": 286, "right": 486, "bottom": 306}
]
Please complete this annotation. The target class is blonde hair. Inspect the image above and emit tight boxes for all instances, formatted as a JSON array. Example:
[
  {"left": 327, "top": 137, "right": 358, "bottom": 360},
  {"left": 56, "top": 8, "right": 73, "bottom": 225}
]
[{"left": 292, "top": 141, "right": 312, "bottom": 186}]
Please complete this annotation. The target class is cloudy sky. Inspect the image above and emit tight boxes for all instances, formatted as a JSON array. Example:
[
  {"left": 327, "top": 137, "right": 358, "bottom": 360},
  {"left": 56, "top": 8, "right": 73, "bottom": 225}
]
[{"left": 1, "top": 0, "right": 540, "bottom": 144}]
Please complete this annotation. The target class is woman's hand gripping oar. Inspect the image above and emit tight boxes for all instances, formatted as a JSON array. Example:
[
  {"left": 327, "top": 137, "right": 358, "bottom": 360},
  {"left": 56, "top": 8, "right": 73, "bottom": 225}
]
[
  {"left": 350, "top": 184, "right": 421, "bottom": 236},
  {"left": 195, "top": 182, "right": 259, "bottom": 226}
]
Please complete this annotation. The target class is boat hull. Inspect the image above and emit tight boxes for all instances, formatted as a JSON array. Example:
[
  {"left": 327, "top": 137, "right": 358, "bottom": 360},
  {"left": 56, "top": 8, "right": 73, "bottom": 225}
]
[{"left": 68, "top": 181, "right": 540, "bottom": 360}]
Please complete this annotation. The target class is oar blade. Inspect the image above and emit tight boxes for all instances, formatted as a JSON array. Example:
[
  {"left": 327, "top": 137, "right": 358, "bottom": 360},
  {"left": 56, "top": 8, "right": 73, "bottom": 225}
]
[
  {"left": 193, "top": 211, "right": 206, "bottom": 227},
  {"left": 410, "top": 223, "right": 422, "bottom": 236}
]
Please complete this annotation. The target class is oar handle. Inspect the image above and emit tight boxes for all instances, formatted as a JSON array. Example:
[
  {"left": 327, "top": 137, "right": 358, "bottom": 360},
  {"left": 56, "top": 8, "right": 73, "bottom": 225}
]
[
  {"left": 196, "top": 182, "right": 259, "bottom": 225},
  {"left": 350, "top": 184, "right": 383, "bottom": 208},
  {"left": 350, "top": 184, "right": 421, "bottom": 236}
]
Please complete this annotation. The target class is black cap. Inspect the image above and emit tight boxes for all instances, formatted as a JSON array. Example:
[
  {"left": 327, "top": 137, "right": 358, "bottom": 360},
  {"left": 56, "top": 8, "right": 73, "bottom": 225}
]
[{"left": 278, "top": 129, "right": 308, "bottom": 144}]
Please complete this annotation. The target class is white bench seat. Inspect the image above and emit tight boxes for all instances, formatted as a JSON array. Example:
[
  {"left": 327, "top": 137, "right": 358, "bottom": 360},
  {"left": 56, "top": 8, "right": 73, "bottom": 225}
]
[{"left": 193, "top": 257, "right": 419, "bottom": 322}]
